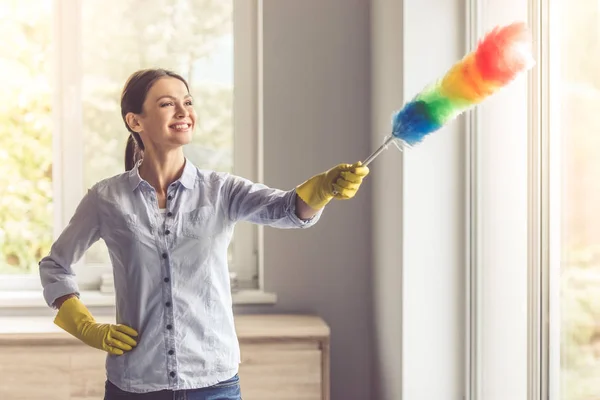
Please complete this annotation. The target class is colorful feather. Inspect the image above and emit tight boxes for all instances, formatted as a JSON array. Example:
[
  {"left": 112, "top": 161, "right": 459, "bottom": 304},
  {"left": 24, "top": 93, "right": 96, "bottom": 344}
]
[{"left": 391, "top": 21, "right": 535, "bottom": 146}]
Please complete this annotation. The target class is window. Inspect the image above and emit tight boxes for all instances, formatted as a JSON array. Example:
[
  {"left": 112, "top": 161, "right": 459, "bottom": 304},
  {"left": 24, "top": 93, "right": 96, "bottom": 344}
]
[
  {"left": 0, "top": 0, "right": 54, "bottom": 288},
  {"left": 548, "top": 0, "right": 600, "bottom": 398},
  {"left": 469, "top": 0, "right": 600, "bottom": 399},
  {"left": 0, "top": 0, "right": 260, "bottom": 293}
]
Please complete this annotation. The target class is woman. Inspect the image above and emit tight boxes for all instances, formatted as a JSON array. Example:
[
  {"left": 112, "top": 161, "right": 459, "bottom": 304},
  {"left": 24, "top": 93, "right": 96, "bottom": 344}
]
[{"left": 39, "top": 68, "right": 369, "bottom": 400}]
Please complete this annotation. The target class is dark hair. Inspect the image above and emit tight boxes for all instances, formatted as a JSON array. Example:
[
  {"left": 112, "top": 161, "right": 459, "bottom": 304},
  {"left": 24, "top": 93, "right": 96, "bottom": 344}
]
[{"left": 121, "top": 68, "right": 190, "bottom": 171}]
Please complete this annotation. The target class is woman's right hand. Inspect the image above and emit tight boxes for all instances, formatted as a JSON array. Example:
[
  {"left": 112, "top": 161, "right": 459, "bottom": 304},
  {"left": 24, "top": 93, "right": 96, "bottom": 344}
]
[
  {"left": 295, "top": 161, "right": 370, "bottom": 209},
  {"left": 54, "top": 296, "right": 138, "bottom": 355}
]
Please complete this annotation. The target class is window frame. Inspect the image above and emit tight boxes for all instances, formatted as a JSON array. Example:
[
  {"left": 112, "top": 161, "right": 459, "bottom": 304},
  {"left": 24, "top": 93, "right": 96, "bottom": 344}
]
[
  {"left": 528, "top": 0, "right": 559, "bottom": 398},
  {"left": 0, "top": 0, "right": 262, "bottom": 293},
  {"left": 465, "top": 0, "right": 553, "bottom": 399},
  {"left": 527, "top": 0, "right": 551, "bottom": 399}
]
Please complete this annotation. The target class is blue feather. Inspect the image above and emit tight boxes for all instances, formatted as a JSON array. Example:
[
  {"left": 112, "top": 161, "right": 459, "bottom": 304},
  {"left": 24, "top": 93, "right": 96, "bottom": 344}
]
[{"left": 391, "top": 100, "right": 443, "bottom": 146}]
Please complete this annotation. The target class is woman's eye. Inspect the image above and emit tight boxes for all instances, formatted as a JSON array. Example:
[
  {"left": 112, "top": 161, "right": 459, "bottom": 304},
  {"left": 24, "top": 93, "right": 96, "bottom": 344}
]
[
  {"left": 185, "top": 101, "right": 193, "bottom": 106},
  {"left": 160, "top": 102, "right": 174, "bottom": 107}
]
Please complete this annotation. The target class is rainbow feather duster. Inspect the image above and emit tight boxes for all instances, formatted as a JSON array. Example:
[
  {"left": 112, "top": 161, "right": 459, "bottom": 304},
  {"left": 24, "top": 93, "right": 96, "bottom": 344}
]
[{"left": 363, "top": 22, "right": 535, "bottom": 166}]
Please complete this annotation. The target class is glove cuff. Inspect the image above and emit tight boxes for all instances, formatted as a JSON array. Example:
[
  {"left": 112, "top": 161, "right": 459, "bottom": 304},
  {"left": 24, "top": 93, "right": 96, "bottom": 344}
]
[
  {"left": 295, "top": 181, "right": 332, "bottom": 210},
  {"left": 54, "top": 296, "right": 95, "bottom": 338}
]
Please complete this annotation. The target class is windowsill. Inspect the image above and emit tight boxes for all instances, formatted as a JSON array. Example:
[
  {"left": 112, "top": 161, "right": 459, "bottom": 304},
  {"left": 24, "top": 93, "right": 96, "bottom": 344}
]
[{"left": 0, "top": 289, "right": 277, "bottom": 309}]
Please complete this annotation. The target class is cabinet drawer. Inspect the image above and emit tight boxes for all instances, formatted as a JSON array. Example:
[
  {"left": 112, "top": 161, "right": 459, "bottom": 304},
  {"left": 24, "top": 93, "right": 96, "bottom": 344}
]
[{"left": 239, "top": 343, "right": 322, "bottom": 400}]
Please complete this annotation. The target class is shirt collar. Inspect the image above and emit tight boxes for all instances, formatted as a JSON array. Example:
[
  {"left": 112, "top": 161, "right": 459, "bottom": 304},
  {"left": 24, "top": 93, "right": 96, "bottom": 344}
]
[
  {"left": 127, "top": 158, "right": 196, "bottom": 191},
  {"left": 178, "top": 158, "right": 196, "bottom": 189}
]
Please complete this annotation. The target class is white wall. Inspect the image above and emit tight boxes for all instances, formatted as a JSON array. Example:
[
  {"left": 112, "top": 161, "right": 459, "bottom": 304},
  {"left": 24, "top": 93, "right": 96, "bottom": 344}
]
[
  {"left": 237, "top": 2, "right": 374, "bottom": 400},
  {"left": 402, "top": 0, "right": 467, "bottom": 398},
  {"left": 370, "top": 0, "right": 404, "bottom": 398},
  {"left": 371, "top": 0, "right": 467, "bottom": 399},
  {"left": 477, "top": 0, "right": 529, "bottom": 399}
]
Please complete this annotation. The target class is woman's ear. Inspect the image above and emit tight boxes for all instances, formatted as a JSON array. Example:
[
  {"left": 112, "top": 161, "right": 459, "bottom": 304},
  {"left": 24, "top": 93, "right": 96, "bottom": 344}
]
[{"left": 125, "top": 112, "right": 143, "bottom": 133}]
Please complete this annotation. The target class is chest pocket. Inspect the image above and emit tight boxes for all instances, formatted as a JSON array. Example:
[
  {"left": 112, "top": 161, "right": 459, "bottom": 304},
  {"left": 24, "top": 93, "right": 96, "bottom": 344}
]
[
  {"left": 102, "top": 210, "right": 154, "bottom": 248},
  {"left": 182, "top": 206, "right": 216, "bottom": 239},
  {"left": 123, "top": 213, "right": 155, "bottom": 242}
]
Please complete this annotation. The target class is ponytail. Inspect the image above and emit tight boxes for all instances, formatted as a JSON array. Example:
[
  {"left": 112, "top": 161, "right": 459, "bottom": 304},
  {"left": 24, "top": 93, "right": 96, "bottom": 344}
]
[{"left": 124, "top": 133, "right": 144, "bottom": 171}]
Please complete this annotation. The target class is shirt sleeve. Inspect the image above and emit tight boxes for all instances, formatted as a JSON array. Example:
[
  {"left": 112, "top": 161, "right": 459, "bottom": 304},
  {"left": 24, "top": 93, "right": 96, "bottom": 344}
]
[
  {"left": 39, "top": 186, "right": 102, "bottom": 308},
  {"left": 223, "top": 174, "right": 323, "bottom": 228}
]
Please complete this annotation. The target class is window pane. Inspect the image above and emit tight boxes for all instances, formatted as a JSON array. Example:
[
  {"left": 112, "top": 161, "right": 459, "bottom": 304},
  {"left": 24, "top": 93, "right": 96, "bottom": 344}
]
[
  {"left": 556, "top": 0, "right": 600, "bottom": 399},
  {"left": 0, "top": 0, "right": 54, "bottom": 275},
  {"left": 81, "top": 0, "right": 234, "bottom": 265}
]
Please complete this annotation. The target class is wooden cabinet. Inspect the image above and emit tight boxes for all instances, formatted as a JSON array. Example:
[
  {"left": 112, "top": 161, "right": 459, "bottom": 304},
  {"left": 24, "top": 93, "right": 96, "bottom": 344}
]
[{"left": 0, "top": 315, "right": 330, "bottom": 400}]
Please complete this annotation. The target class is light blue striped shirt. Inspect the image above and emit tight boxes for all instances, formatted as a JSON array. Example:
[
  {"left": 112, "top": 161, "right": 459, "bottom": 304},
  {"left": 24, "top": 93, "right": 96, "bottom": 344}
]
[{"left": 39, "top": 159, "right": 321, "bottom": 393}]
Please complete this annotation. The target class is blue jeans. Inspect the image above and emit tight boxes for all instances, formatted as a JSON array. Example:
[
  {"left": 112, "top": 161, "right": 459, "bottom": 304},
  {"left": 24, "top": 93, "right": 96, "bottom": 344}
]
[{"left": 104, "top": 374, "right": 242, "bottom": 400}]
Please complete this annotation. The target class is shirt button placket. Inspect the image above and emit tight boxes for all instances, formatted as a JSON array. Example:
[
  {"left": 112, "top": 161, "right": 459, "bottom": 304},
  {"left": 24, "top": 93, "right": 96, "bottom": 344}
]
[
  {"left": 162, "top": 190, "right": 178, "bottom": 386},
  {"left": 163, "top": 279, "right": 177, "bottom": 384}
]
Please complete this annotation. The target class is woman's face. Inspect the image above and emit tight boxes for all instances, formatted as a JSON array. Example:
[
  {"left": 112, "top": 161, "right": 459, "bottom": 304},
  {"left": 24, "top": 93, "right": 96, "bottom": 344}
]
[{"left": 131, "top": 77, "right": 197, "bottom": 151}]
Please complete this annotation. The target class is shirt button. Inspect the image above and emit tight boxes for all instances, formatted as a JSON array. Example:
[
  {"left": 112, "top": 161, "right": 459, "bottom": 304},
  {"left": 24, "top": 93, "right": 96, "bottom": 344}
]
[
  {"left": 165, "top": 301, "right": 172, "bottom": 307},
  {"left": 162, "top": 253, "right": 167, "bottom": 259},
  {"left": 164, "top": 277, "right": 170, "bottom": 283},
  {"left": 167, "top": 195, "right": 173, "bottom": 200},
  {"left": 165, "top": 229, "right": 171, "bottom": 235},
  {"left": 170, "top": 371, "right": 176, "bottom": 378},
  {"left": 167, "top": 212, "right": 173, "bottom": 217},
  {"left": 166, "top": 324, "right": 172, "bottom": 330},
  {"left": 168, "top": 349, "right": 174, "bottom": 355}
]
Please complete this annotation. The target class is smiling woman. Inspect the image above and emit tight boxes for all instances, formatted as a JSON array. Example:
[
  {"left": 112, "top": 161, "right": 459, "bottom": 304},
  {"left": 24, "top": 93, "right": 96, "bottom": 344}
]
[{"left": 38, "top": 66, "right": 368, "bottom": 399}]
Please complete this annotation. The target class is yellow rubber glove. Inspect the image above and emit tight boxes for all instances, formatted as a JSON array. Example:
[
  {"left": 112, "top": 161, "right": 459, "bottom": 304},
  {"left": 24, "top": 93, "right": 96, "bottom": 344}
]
[
  {"left": 54, "top": 296, "right": 138, "bottom": 355},
  {"left": 296, "top": 161, "right": 370, "bottom": 210}
]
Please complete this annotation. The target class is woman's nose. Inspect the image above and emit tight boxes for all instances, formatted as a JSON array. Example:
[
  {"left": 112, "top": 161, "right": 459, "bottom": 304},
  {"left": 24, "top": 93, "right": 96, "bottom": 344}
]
[{"left": 176, "top": 105, "right": 189, "bottom": 118}]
